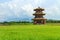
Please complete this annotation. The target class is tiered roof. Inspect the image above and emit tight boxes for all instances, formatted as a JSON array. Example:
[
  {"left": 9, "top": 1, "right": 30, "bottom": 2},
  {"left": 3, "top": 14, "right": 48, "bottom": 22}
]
[
  {"left": 33, "top": 7, "right": 45, "bottom": 15},
  {"left": 34, "top": 7, "right": 44, "bottom": 11}
]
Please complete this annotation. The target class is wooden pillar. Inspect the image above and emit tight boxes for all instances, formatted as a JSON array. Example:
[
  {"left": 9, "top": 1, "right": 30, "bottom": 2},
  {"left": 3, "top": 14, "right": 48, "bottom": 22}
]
[
  {"left": 43, "top": 20, "right": 46, "bottom": 24},
  {"left": 34, "top": 21, "right": 37, "bottom": 24}
]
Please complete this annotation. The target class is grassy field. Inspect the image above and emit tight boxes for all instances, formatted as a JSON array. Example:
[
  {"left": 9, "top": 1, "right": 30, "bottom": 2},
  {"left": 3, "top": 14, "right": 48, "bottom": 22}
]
[{"left": 0, "top": 23, "right": 60, "bottom": 40}]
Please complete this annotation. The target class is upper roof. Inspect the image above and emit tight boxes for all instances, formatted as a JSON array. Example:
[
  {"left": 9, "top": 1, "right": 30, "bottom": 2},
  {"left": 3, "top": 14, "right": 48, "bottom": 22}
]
[{"left": 34, "top": 7, "right": 44, "bottom": 11}]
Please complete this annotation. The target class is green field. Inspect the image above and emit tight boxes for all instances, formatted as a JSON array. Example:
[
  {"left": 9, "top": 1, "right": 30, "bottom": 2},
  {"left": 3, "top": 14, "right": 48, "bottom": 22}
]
[{"left": 0, "top": 23, "right": 60, "bottom": 40}]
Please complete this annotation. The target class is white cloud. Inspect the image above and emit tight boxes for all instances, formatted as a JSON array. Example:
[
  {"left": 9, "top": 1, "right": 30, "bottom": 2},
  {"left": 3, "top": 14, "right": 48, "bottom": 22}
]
[
  {"left": 21, "top": 4, "right": 34, "bottom": 15},
  {"left": 0, "top": 0, "right": 60, "bottom": 22}
]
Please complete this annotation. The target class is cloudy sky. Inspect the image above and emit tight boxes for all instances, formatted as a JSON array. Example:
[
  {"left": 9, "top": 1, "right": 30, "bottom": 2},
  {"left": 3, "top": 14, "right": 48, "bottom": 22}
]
[{"left": 0, "top": 0, "right": 60, "bottom": 22}]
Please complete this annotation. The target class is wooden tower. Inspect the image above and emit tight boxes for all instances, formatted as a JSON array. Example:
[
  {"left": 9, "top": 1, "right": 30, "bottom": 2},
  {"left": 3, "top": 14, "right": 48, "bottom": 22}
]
[{"left": 33, "top": 7, "right": 46, "bottom": 24}]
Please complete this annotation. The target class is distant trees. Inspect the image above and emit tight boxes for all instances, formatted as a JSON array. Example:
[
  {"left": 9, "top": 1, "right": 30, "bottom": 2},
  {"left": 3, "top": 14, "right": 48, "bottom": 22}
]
[
  {"left": 0, "top": 19, "right": 60, "bottom": 25},
  {"left": 0, "top": 21, "right": 32, "bottom": 25},
  {"left": 46, "top": 20, "right": 60, "bottom": 23}
]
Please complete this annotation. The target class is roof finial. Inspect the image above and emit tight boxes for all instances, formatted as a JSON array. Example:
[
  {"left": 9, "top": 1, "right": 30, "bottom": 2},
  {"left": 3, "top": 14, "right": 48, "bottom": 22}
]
[{"left": 38, "top": 7, "right": 40, "bottom": 8}]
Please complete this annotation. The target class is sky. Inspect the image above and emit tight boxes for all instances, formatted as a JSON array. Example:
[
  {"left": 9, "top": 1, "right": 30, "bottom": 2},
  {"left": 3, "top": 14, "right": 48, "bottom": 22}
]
[{"left": 0, "top": 0, "right": 60, "bottom": 22}]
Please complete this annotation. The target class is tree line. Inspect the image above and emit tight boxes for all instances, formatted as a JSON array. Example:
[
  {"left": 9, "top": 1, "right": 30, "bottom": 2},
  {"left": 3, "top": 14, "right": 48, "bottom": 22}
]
[
  {"left": 46, "top": 20, "right": 60, "bottom": 23},
  {"left": 0, "top": 20, "right": 60, "bottom": 25}
]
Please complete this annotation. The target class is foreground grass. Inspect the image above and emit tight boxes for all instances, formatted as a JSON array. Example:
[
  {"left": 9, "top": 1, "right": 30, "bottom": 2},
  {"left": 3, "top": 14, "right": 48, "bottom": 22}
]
[{"left": 0, "top": 23, "right": 60, "bottom": 40}]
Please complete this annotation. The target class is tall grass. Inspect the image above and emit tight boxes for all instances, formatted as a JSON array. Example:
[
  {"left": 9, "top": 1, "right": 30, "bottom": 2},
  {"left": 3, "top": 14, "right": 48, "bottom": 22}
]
[{"left": 0, "top": 23, "right": 60, "bottom": 40}]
